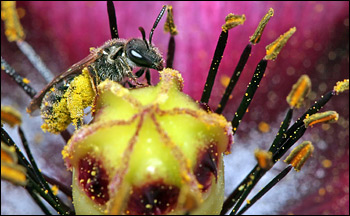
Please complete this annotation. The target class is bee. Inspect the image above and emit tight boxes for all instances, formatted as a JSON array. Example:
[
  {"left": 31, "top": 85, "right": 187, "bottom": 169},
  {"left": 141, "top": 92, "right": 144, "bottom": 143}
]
[{"left": 26, "top": 5, "right": 166, "bottom": 133}]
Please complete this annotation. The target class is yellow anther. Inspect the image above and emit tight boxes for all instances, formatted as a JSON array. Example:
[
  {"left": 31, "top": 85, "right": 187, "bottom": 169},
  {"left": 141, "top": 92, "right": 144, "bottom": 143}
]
[
  {"left": 1, "top": 1, "right": 25, "bottom": 42},
  {"left": 286, "top": 75, "right": 311, "bottom": 108},
  {"left": 265, "top": 27, "right": 296, "bottom": 60},
  {"left": 303, "top": 111, "right": 339, "bottom": 128},
  {"left": 222, "top": 13, "right": 246, "bottom": 32},
  {"left": 254, "top": 149, "right": 273, "bottom": 170},
  {"left": 284, "top": 141, "right": 314, "bottom": 171},
  {"left": 333, "top": 79, "right": 349, "bottom": 95},
  {"left": 1, "top": 105, "right": 22, "bottom": 127},
  {"left": 250, "top": 8, "right": 274, "bottom": 44},
  {"left": 164, "top": 5, "right": 178, "bottom": 36}
]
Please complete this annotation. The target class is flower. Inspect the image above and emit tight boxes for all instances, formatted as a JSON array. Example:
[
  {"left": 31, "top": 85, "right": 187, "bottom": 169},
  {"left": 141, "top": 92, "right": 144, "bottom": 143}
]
[{"left": 1, "top": 1, "right": 348, "bottom": 215}]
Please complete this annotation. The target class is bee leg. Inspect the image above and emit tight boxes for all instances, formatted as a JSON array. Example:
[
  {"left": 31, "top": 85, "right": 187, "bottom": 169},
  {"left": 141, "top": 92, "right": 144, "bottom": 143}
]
[
  {"left": 145, "top": 69, "right": 151, "bottom": 85},
  {"left": 135, "top": 68, "right": 145, "bottom": 78},
  {"left": 126, "top": 81, "right": 136, "bottom": 88},
  {"left": 127, "top": 71, "right": 145, "bottom": 86},
  {"left": 76, "top": 118, "right": 85, "bottom": 130}
]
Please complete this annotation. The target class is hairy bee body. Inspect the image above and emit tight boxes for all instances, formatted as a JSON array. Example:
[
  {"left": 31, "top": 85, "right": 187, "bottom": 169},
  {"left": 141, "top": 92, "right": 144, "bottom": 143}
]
[
  {"left": 39, "top": 39, "right": 128, "bottom": 118},
  {"left": 28, "top": 37, "right": 164, "bottom": 133}
]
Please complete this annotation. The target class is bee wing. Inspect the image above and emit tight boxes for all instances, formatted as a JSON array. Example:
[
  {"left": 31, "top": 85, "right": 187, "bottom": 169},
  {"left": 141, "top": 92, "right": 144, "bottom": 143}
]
[{"left": 27, "top": 53, "right": 98, "bottom": 116}]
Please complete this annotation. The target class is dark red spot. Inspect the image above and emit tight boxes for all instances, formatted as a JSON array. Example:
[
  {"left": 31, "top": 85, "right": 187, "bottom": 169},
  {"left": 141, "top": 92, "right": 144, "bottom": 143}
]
[
  {"left": 78, "top": 154, "right": 110, "bottom": 205},
  {"left": 193, "top": 143, "right": 219, "bottom": 192},
  {"left": 198, "top": 102, "right": 213, "bottom": 113},
  {"left": 126, "top": 181, "right": 180, "bottom": 215}
]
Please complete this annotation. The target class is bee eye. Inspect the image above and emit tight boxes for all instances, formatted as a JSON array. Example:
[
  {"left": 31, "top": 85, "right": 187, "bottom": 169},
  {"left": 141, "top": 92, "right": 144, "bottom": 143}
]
[{"left": 130, "top": 49, "right": 143, "bottom": 59}]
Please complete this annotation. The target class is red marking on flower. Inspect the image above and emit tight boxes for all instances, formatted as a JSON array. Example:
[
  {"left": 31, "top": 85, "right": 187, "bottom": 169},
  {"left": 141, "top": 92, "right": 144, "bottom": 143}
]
[
  {"left": 126, "top": 181, "right": 180, "bottom": 215},
  {"left": 198, "top": 102, "right": 213, "bottom": 113},
  {"left": 78, "top": 155, "right": 110, "bottom": 205},
  {"left": 194, "top": 143, "right": 219, "bottom": 192}
]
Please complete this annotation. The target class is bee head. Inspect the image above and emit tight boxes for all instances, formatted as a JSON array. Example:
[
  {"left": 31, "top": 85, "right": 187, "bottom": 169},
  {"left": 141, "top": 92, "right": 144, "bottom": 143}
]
[{"left": 125, "top": 36, "right": 164, "bottom": 71}]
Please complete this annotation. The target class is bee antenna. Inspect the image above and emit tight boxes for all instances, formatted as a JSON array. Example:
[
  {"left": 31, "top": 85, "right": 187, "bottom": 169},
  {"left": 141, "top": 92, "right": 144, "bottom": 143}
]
[
  {"left": 149, "top": 5, "right": 167, "bottom": 45},
  {"left": 139, "top": 27, "right": 149, "bottom": 49}
]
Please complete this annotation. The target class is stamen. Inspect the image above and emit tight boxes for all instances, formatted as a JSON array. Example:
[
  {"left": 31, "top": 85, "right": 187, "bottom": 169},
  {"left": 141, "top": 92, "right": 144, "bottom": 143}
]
[
  {"left": 254, "top": 149, "right": 273, "bottom": 170},
  {"left": 42, "top": 173, "right": 72, "bottom": 198},
  {"left": 221, "top": 13, "right": 246, "bottom": 33},
  {"left": 333, "top": 79, "right": 349, "bottom": 95},
  {"left": 249, "top": 8, "right": 274, "bottom": 45},
  {"left": 164, "top": 5, "right": 178, "bottom": 68},
  {"left": 216, "top": 8, "right": 273, "bottom": 114},
  {"left": 236, "top": 165, "right": 293, "bottom": 215},
  {"left": 1, "top": 56, "right": 37, "bottom": 98},
  {"left": 1, "top": 1, "right": 25, "bottom": 42},
  {"left": 201, "top": 13, "right": 245, "bottom": 104},
  {"left": 268, "top": 108, "right": 293, "bottom": 154},
  {"left": 164, "top": 5, "right": 178, "bottom": 36},
  {"left": 2, "top": 2, "right": 54, "bottom": 82},
  {"left": 265, "top": 27, "right": 296, "bottom": 60},
  {"left": 16, "top": 40, "right": 55, "bottom": 82},
  {"left": 18, "top": 126, "right": 69, "bottom": 209},
  {"left": 1, "top": 128, "right": 73, "bottom": 215},
  {"left": 1, "top": 105, "right": 22, "bottom": 127},
  {"left": 1, "top": 142, "right": 27, "bottom": 186},
  {"left": 215, "top": 44, "right": 252, "bottom": 114},
  {"left": 107, "top": 1, "right": 119, "bottom": 39},
  {"left": 303, "top": 111, "right": 339, "bottom": 128},
  {"left": 284, "top": 141, "right": 314, "bottom": 171},
  {"left": 231, "top": 59, "right": 268, "bottom": 135},
  {"left": 286, "top": 74, "right": 311, "bottom": 109}
]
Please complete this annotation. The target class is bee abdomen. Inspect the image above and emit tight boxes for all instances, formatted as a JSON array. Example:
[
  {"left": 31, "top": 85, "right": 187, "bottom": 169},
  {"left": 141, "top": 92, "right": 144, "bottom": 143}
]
[{"left": 40, "top": 69, "right": 95, "bottom": 133}]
